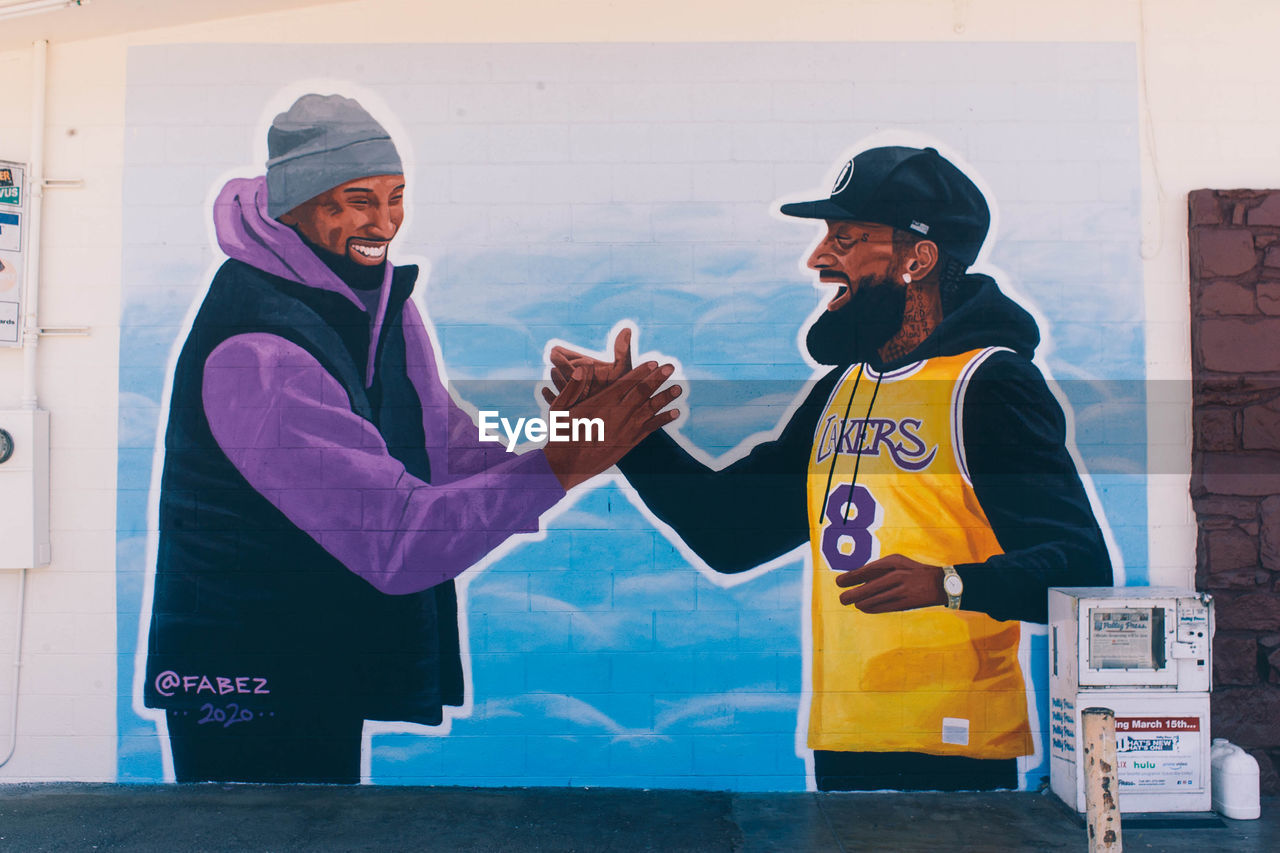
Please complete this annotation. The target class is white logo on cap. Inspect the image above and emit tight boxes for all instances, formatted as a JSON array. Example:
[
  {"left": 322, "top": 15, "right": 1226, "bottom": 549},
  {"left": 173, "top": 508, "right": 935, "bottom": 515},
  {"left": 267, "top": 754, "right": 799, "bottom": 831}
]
[
  {"left": 831, "top": 160, "right": 854, "bottom": 196},
  {"left": 910, "top": 220, "right": 930, "bottom": 235}
]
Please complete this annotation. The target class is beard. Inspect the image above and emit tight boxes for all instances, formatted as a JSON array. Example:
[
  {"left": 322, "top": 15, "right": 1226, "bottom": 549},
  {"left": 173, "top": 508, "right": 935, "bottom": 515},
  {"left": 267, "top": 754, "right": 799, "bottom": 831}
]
[{"left": 805, "top": 274, "right": 907, "bottom": 366}]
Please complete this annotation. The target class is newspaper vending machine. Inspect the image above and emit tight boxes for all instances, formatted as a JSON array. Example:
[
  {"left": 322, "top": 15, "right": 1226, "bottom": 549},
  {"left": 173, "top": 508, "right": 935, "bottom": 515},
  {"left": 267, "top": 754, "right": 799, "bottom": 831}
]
[{"left": 1049, "top": 587, "right": 1213, "bottom": 813}]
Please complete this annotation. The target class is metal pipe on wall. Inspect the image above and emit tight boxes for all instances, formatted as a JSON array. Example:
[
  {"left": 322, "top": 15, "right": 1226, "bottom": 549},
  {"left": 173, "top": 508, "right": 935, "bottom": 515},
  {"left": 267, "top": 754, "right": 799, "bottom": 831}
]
[
  {"left": 0, "top": 568, "right": 28, "bottom": 768},
  {"left": 20, "top": 37, "right": 46, "bottom": 411}
]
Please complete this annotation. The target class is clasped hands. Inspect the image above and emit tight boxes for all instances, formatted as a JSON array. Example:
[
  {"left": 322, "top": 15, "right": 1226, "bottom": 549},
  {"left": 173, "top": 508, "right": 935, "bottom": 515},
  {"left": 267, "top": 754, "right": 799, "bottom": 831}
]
[{"left": 539, "top": 328, "right": 682, "bottom": 491}]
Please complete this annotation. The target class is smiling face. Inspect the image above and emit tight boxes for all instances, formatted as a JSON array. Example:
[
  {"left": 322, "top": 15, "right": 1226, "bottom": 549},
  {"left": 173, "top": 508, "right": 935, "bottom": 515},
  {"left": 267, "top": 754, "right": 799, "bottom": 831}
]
[
  {"left": 806, "top": 220, "right": 898, "bottom": 311},
  {"left": 278, "top": 173, "right": 405, "bottom": 265}
]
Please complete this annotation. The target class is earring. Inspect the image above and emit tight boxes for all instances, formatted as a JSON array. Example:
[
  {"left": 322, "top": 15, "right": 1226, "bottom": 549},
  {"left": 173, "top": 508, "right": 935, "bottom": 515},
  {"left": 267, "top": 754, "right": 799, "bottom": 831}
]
[{"left": 902, "top": 273, "right": 912, "bottom": 284}]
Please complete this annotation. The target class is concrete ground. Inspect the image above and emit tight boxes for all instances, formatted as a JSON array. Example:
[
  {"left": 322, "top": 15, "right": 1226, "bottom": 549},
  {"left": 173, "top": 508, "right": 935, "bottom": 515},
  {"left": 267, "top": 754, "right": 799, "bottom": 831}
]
[{"left": 0, "top": 785, "right": 1275, "bottom": 852}]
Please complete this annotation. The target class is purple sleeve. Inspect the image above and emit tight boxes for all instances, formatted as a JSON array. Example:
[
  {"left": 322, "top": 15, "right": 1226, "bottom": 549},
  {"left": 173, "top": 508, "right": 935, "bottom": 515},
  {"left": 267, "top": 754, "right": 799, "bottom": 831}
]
[
  {"left": 396, "top": 300, "right": 546, "bottom": 483},
  {"left": 202, "top": 333, "right": 566, "bottom": 595}
]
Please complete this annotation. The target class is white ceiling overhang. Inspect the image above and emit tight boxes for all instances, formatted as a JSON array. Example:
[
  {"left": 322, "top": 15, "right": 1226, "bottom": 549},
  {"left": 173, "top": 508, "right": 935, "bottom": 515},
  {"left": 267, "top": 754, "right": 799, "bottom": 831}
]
[{"left": 0, "top": 0, "right": 352, "bottom": 52}]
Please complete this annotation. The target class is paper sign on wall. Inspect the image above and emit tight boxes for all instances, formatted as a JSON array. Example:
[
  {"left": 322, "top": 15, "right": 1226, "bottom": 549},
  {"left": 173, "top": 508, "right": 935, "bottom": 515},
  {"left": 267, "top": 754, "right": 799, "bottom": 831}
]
[
  {"left": 0, "top": 167, "right": 19, "bottom": 205},
  {"left": 0, "top": 160, "right": 25, "bottom": 347},
  {"left": 0, "top": 212, "right": 21, "bottom": 252}
]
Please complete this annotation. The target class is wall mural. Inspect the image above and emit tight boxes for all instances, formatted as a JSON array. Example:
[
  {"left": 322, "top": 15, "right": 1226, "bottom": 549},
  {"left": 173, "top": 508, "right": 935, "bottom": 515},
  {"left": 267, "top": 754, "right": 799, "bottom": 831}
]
[{"left": 118, "top": 43, "right": 1144, "bottom": 788}]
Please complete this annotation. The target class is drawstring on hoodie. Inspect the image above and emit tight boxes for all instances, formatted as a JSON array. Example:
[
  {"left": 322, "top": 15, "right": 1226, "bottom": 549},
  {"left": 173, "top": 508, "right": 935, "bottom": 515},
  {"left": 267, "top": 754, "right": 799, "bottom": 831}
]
[
  {"left": 821, "top": 365, "right": 862, "bottom": 517},
  {"left": 821, "top": 364, "right": 887, "bottom": 525},
  {"left": 843, "top": 371, "right": 885, "bottom": 524}
]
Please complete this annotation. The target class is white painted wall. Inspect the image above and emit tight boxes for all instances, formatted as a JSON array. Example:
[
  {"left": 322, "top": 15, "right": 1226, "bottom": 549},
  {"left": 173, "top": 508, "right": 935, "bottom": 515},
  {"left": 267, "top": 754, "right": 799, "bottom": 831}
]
[{"left": 0, "top": 0, "right": 1269, "bottom": 781}]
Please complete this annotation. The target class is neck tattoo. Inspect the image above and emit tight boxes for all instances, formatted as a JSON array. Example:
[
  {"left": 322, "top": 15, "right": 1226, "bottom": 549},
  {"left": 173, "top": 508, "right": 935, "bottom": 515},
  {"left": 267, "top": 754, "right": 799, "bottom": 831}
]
[{"left": 877, "top": 282, "right": 942, "bottom": 363}]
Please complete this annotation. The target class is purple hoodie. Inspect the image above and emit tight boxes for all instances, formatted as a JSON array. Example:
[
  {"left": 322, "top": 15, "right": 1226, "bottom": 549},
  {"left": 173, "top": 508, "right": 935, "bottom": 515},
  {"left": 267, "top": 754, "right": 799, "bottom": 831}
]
[{"left": 201, "top": 176, "right": 565, "bottom": 595}]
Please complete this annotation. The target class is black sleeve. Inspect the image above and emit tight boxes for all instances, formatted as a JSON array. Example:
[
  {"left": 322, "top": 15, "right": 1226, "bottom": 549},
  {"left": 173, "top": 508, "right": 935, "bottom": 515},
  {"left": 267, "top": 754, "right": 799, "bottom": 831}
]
[
  {"left": 616, "top": 369, "right": 843, "bottom": 574},
  {"left": 955, "top": 352, "right": 1113, "bottom": 623}
]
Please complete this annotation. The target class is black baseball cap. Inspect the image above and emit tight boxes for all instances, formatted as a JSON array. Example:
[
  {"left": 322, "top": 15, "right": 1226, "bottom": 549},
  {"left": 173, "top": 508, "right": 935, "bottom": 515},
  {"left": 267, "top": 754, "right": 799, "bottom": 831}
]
[{"left": 780, "top": 146, "right": 990, "bottom": 267}]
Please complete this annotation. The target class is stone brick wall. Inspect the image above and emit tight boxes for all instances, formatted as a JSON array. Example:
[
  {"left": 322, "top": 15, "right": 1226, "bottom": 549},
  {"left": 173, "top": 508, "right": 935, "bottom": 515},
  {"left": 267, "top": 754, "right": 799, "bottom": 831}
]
[{"left": 1190, "top": 188, "right": 1280, "bottom": 793}]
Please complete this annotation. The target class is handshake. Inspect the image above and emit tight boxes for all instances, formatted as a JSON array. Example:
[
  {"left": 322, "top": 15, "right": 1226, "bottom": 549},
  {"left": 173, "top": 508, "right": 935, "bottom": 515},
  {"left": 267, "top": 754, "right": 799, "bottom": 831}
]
[{"left": 539, "top": 327, "right": 682, "bottom": 491}]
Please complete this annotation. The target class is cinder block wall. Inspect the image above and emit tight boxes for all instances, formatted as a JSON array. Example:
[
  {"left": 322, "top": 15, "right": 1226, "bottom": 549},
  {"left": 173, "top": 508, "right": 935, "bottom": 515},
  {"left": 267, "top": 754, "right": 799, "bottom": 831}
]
[
  {"left": 1189, "top": 188, "right": 1280, "bottom": 792},
  {"left": 13, "top": 0, "right": 1280, "bottom": 782}
]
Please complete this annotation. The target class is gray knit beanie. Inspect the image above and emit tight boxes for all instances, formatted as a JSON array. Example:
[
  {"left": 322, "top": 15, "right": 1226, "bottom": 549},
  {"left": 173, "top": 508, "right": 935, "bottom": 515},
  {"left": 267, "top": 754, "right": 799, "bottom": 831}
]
[{"left": 265, "top": 93, "right": 403, "bottom": 219}]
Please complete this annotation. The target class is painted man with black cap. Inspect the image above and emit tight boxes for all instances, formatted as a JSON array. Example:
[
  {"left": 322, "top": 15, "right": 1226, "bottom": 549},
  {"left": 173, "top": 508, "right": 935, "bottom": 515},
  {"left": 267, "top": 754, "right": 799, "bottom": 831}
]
[
  {"left": 549, "top": 145, "right": 1112, "bottom": 791},
  {"left": 143, "top": 93, "right": 679, "bottom": 783}
]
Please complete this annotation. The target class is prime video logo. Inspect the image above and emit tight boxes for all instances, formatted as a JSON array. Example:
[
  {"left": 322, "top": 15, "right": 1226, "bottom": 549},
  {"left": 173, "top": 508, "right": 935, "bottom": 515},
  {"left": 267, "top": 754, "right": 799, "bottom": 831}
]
[{"left": 478, "top": 410, "right": 604, "bottom": 452}]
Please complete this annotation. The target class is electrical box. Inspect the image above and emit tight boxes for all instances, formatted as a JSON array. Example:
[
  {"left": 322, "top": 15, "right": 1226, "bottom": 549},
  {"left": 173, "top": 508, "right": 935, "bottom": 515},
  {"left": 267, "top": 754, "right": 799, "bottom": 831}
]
[
  {"left": 0, "top": 409, "right": 50, "bottom": 569},
  {"left": 1049, "top": 587, "right": 1213, "bottom": 814}
]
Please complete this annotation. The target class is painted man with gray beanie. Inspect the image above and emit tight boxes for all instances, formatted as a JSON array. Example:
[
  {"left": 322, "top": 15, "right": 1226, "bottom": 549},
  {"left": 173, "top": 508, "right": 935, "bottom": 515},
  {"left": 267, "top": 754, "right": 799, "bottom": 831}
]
[{"left": 143, "top": 93, "right": 678, "bottom": 783}]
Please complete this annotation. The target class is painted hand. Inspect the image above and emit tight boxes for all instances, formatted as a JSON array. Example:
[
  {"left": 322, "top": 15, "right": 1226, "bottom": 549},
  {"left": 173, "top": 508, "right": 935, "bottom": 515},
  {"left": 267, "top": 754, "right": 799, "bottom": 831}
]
[
  {"left": 542, "top": 359, "right": 682, "bottom": 491},
  {"left": 834, "top": 554, "right": 947, "bottom": 613},
  {"left": 541, "top": 327, "right": 635, "bottom": 408}
]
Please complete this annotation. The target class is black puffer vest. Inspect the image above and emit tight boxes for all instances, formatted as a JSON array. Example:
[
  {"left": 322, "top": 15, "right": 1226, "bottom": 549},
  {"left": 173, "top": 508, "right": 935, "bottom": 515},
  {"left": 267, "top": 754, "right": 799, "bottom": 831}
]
[{"left": 144, "top": 259, "right": 463, "bottom": 723}]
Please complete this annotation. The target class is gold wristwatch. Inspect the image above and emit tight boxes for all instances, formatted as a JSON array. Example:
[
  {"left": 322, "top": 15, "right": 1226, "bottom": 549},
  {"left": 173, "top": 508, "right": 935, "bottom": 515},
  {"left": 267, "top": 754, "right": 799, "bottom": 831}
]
[{"left": 942, "top": 565, "right": 963, "bottom": 610}]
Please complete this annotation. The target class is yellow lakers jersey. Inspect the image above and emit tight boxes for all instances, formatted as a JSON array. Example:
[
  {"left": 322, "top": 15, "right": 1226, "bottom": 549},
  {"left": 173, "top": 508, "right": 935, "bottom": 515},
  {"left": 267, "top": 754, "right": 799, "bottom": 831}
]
[{"left": 805, "top": 348, "right": 1033, "bottom": 759}]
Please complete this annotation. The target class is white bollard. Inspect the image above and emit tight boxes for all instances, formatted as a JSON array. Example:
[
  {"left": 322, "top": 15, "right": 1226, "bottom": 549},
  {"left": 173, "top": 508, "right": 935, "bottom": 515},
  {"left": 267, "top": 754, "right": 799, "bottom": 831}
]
[{"left": 1083, "top": 707, "right": 1123, "bottom": 852}]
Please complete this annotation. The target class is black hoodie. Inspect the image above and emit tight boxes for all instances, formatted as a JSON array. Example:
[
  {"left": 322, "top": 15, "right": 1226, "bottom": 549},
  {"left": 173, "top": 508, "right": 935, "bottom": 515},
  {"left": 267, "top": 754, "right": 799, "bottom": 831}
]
[{"left": 617, "top": 274, "right": 1112, "bottom": 623}]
